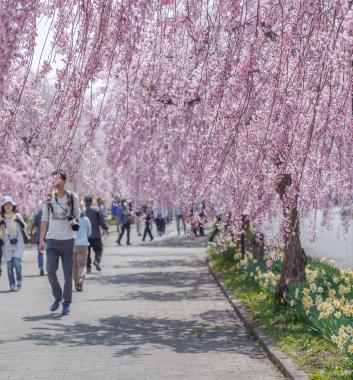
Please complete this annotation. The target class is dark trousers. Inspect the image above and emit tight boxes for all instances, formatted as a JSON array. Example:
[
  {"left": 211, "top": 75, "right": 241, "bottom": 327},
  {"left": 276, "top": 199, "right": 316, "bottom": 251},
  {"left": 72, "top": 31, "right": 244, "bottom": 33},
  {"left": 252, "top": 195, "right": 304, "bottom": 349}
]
[
  {"left": 117, "top": 223, "right": 130, "bottom": 244},
  {"left": 199, "top": 224, "right": 205, "bottom": 236},
  {"left": 176, "top": 214, "right": 186, "bottom": 235},
  {"left": 143, "top": 224, "right": 153, "bottom": 241},
  {"left": 46, "top": 239, "right": 74, "bottom": 305},
  {"left": 155, "top": 218, "right": 164, "bottom": 235},
  {"left": 209, "top": 227, "right": 219, "bottom": 242},
  {"left": 37, "top": 243, "right": 44, "bottom": 269},
  {"left": 87, "top": 238, "right": 103, "bottom": 268}
]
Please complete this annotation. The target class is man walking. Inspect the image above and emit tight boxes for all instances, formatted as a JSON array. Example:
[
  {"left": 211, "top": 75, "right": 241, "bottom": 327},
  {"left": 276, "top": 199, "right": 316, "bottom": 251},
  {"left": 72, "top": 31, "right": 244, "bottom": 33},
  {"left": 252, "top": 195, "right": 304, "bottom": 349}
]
[
  {"left": 142, "top": 204, "right": 154, "bottom": 242},
  {"left": 85, "top": 195, "right": 109, "bottom": 273},
  {"left": 39, "top": 169, "right": 80, "bottom": 315},
  {"left": 111, "top": 196, "right": 121, "bottom": 234},
  {"left": 117, "top": 200, "right": 132, "bottom": 246},
  {"left": 175, "top": 202, "right": 187, "bottom": 235}
]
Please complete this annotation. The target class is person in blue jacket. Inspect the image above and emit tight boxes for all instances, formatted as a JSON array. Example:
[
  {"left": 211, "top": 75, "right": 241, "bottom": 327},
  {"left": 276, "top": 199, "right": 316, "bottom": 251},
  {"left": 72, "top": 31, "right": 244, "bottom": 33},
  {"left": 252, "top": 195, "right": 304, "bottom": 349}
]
[
  {"left": 116, "top": 200, "right": 132, "bottom": 246},
  {"left": 111, "top": 196, "right": 122, "bottom": 234}
]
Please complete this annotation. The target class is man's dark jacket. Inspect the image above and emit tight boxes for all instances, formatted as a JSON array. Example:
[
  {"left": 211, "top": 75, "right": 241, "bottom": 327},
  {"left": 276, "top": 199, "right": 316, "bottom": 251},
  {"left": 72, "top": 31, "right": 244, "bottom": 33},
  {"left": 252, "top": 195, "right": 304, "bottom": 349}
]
[{"left": 85, "top": 205, "right": 108, "bottom": 239}]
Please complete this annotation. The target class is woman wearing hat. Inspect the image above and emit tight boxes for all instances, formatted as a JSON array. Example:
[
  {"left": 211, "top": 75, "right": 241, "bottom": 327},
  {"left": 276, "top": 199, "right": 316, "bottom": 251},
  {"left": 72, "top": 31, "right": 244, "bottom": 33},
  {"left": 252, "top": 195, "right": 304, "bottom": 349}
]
[{"left": 0, "top": 196, "right": 26, "bottom": 291}]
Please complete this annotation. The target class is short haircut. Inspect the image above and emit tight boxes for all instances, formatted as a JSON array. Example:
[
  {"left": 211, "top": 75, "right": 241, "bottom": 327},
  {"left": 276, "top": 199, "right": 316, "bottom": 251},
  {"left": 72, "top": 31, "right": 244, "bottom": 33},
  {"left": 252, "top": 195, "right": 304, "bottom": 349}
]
[
  {"left": 84, "top": 195, "right": 93, "bottom": 205},
  {"left": 51, "top": 169, "right": 67, "bottom": 181}
]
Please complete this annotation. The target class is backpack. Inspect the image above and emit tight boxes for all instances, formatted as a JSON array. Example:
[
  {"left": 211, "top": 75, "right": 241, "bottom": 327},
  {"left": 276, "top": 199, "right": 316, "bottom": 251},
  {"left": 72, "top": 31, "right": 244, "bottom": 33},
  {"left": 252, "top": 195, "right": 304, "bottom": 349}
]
[{"left": 47, "top": 191, "right": 75, "bottom": 216}]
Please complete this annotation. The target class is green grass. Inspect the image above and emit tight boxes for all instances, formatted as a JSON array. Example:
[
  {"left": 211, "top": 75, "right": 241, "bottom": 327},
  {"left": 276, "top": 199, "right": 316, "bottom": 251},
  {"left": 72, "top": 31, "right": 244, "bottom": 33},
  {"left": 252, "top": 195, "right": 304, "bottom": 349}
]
[{"left": 210, "top": 252, "right": 353, "bottom": 380}]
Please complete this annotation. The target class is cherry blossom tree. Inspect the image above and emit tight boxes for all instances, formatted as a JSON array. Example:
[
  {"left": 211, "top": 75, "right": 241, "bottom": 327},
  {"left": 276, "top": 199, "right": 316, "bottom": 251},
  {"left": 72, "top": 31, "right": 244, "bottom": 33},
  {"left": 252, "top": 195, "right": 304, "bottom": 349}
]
[{"left": 1, "top": 0, "right": 353, "bottom": 294}]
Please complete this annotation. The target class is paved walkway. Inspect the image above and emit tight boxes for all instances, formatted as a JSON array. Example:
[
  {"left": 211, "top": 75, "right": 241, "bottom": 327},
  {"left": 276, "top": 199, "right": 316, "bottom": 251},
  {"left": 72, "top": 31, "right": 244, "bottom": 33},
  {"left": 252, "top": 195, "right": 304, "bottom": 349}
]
[{"left": 0, "top": 227, "right": 283, "bottom": 380}]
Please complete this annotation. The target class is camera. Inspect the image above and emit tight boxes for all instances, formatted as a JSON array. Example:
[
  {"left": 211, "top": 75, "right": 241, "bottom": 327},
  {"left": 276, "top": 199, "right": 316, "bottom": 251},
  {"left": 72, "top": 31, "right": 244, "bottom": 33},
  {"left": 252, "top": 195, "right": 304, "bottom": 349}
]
[
  {"left": 67, "top": 215, "right": 80, "bottom": 231},
  {"left": 10, "top": 238, "right": 18, "bottom": 245}
]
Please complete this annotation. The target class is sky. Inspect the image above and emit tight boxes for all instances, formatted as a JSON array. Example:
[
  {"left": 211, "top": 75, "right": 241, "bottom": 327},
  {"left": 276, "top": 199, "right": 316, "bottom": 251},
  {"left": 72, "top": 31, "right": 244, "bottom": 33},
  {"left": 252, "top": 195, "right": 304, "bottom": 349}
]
[{"left": 32, "top": 16, "right": 62, "bottom": 82}]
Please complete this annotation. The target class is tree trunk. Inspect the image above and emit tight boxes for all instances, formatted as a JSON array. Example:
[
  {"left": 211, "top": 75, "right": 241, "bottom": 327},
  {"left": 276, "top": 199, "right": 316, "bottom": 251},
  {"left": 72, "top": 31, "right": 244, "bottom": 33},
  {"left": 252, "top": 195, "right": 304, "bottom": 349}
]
[
  {"left": 275, "top": 174, "right": 307, "bottom": 304},
  {"left": 240, "top": 215, "right": 249, "bottom": 259},
  {"left": 252, "top": 232, "right": 265, "bottom": 262},
  {"left": 240, "top": 233, "right": 246, "bottom": 259}
]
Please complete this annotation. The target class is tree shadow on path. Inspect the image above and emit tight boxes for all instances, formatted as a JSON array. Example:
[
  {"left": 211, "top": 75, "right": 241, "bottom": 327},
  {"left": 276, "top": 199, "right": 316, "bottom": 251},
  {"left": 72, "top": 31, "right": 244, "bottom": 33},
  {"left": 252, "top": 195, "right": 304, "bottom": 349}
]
[
  {"left": 88, "top": 270, "right": 212, "bottom": 289},
  {"left": 136, "top": 235, "right": 208, "bottom": 249},
  {"left": 21, "top": 312, "right": 265, "bottom": 359},
  {"left": 120, "top": 258, "right": 205, "bottom": 269}
]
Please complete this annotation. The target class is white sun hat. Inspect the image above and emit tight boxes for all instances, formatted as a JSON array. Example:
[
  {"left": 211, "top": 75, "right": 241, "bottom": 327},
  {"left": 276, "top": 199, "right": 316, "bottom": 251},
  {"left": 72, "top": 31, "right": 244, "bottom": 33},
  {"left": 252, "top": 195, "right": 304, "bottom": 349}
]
[{"left": 1, "top": 195, "right": 17, "bottom": 207}]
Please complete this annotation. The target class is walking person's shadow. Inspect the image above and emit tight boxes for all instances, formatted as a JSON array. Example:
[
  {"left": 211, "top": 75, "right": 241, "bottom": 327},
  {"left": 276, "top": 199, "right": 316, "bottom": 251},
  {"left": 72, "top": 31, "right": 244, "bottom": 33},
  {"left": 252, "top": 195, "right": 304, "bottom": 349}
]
[{"left": 23, "top": 314, "right": 64, "bottom": 322}]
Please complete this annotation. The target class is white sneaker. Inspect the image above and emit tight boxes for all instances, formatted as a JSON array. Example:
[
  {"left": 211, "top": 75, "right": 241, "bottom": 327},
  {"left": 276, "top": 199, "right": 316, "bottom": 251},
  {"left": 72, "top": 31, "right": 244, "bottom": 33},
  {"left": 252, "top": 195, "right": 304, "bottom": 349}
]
[
  {"left": 17, "top": 282, "right": 22, "bottom": 290},
  {"left": 10, "top": 284, "right": 16, "bottom": 291}
]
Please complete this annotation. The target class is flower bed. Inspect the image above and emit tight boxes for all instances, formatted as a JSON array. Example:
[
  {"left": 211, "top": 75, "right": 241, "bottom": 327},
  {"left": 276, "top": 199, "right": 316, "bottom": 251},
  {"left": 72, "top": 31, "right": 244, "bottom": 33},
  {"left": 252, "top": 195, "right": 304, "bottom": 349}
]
[{"left": 210, "top": 242, "right": 353, "bottom": 379}]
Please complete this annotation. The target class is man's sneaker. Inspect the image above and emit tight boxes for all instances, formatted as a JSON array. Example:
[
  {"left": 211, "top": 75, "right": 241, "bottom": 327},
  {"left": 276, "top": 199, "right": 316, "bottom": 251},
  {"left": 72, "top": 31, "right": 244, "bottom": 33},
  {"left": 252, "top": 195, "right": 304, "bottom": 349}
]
[
  {"left": 50, "top": 298, "right": 62, "bottom": 312},
  {"left": 117, "top": 240, "right": 121, "bottom": 246},
  {"left": 17, "top": 282, "right": 22, "bottom": 290},
  {"left": 87, "top": 267, "right": 92, "bottom": 274},
  {"left": 93, "top": 260, "right": 101, "bottom": 272},
  {"left": 127, "top": 242, "right": 131, "bottom": 246},
  {"left": 10, "top": 284, "right": 16, "bottom": 292},
  {"left": 40, "top": 269, "right": 45, "bottom": 276},
  {"left": 62, "top": 303, "right": 70, "bottom": 315}
]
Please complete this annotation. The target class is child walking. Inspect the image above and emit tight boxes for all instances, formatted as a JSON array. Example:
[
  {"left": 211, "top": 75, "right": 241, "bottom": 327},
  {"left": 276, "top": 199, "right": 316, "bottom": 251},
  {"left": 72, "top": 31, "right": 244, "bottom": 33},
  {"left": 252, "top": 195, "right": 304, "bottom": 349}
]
[{"left": 73, "top": 207, "right": 92, "bottom": 292}]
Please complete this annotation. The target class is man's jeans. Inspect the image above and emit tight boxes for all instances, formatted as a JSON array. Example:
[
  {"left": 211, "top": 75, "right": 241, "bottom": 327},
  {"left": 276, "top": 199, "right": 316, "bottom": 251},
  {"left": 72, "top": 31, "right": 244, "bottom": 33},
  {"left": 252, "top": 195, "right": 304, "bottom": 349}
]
[
  {"left": 117, "top": 223, "right": 130, "bottom": 244},
  {"left": 176, "top": 214, "right": 186, "bottom": 235},
  {"left": 37, "top": 244, "right": 44, "bottom": 269},
  {"left": 143, "top": 223, "right": 153, "bottom": 241},
  {"left": 7, "top": 257, "right": 22, "bottom": 287},
  {"left": 46, "top": 239, "right": 74, "bottom": 305}
]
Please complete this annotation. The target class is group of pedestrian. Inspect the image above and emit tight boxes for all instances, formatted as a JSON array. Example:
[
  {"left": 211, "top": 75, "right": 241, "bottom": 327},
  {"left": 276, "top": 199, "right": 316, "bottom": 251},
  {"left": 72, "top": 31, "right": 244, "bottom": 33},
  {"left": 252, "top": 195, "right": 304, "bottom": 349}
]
[
  {"left": 111, "top": 199, "right": 176, "bottom": 244},
  {"left": 0, "top": 169, "right": 110, "bottom": 316},
  {"left": 111, "top": 198, "right": 155, "bottom": 245},
  {"left": 0, "top": 169, "right": 208, "bottom": 316}
]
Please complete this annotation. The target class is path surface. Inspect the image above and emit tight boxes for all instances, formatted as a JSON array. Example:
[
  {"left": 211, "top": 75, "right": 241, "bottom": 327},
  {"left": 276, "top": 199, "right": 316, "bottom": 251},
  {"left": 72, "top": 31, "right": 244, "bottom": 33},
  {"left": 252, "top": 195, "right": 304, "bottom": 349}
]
[{"left": 0, "top": 227, "right": 283, "bottom": 380}]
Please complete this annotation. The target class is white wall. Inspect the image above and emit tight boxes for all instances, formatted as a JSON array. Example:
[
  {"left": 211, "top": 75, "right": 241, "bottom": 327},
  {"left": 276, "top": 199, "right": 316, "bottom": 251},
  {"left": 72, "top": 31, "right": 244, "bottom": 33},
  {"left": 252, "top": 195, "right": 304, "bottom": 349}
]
[
  {"left": 263, "top": 210, "right": 353, "bottom": 269},
  {"left": 301, "top": 210, "right": 353, "bottom": 269}
]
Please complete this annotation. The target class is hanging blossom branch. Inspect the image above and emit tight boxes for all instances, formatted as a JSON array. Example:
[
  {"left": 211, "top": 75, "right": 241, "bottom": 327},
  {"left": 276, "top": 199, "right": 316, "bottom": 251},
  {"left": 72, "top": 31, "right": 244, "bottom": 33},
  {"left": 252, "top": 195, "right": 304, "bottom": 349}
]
[{"left": 1, "top": 0, "right": 353, "bottom": 238}]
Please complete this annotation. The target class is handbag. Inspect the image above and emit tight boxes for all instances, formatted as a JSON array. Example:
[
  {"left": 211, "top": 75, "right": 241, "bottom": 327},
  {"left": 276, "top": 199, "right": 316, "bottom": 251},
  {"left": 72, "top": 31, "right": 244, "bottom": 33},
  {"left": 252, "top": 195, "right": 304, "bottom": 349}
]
[
  {"left": 30, "top": 232, "right": 37, "bottom": 244},
  {"left": 21, "top": 228, "right": 31, "bottom": 244}
]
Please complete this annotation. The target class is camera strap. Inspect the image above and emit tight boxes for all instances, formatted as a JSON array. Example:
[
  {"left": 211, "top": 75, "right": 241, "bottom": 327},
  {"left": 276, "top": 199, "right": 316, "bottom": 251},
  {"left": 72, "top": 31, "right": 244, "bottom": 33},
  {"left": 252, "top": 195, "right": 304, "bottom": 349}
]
[
  {"left": 54, "top": 193, "right": 69, "bottom": 215},
  {"left": 50, "top": 191, "right": 74, "bottom": 216},
  {"left": 2, "top": 215, "right": 18, "bottom": 241}
]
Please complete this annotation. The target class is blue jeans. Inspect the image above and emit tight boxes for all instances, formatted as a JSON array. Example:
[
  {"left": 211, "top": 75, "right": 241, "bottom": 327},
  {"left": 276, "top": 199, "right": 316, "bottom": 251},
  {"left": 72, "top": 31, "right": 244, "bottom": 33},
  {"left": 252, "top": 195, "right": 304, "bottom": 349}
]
[
  {"left": 176, "top": 214, "right": 186, "bottom": 235},
  {"left": 46, "top": 239, "right": 74, "bottom": 305},
  {"left": 37, "top": 245, "right": 44, "bottom": 269},
  {"left": 7, "top": 257, "right": 22, "bottom": 287}
]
